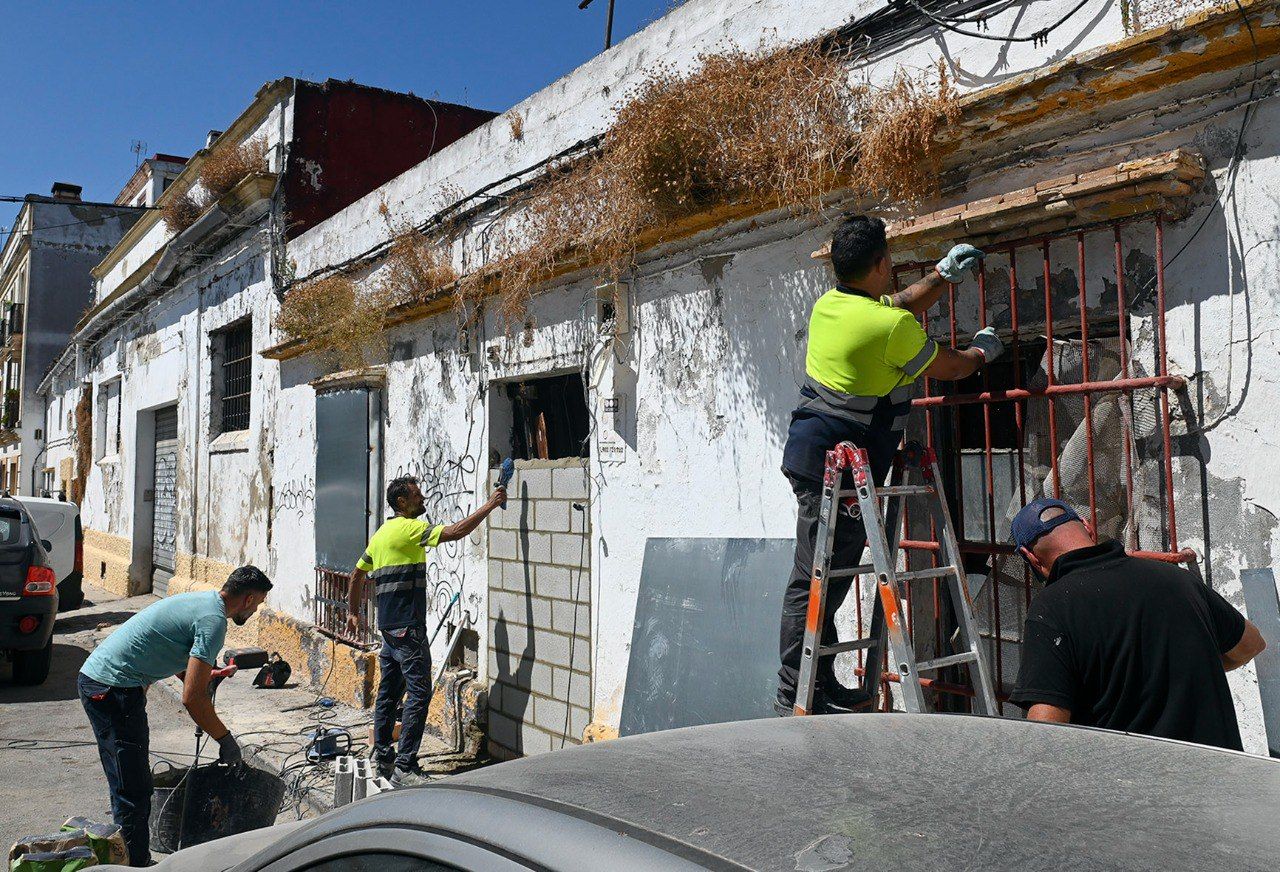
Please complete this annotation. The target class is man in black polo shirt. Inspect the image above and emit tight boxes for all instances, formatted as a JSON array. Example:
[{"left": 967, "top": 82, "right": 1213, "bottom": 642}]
[{"left": 1009, "top": 498, "right": 1267, "bottom": 750}]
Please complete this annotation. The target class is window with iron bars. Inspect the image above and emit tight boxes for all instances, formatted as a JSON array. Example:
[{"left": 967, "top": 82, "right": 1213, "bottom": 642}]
[
  {"left": 215, "top": 320, "right": 252, "bottom": 434},
  {"left": 843, "top": 217, "right": 1187, "bottom": 716}
]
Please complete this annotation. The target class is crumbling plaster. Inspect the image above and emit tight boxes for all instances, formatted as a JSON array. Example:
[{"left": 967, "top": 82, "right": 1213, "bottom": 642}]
[{"left": 264, "top": 0, "right": 1280, "bottom": 750}]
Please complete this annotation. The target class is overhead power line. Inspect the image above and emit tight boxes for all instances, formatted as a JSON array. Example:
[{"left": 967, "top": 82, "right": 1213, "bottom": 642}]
[{"left": 907, "top": 0, "right": 1094, "bottom": 47}]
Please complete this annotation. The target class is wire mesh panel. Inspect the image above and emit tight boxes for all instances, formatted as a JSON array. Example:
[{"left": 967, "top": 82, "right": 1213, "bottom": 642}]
[{"left": 848, "top": 217, "right": 1190, "bottom": 713}]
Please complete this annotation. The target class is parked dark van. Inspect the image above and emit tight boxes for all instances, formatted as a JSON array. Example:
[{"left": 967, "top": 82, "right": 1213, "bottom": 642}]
[{"left": 0, "top": 496, "right": 59, "bottom": 684}]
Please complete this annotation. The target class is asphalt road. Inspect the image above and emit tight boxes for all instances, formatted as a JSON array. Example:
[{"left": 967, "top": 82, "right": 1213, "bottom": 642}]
[{"left": 0, "top": 585, "right": 204, "bottom": 845}]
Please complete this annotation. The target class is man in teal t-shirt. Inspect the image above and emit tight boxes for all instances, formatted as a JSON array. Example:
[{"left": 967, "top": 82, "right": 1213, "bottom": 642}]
[{"left": 78, "top": 566, "right": 272, "bottom": 866}]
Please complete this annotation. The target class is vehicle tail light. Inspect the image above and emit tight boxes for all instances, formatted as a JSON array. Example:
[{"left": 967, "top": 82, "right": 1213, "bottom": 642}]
[
  {"left": 17, "top": 616, "right": 38, "bottom": 634},
  {"left": 74, "top": 533, "right": 83, "bottom": 573},
  {"left": 23, "top": 565, "right": 56, "bottom": 596}
]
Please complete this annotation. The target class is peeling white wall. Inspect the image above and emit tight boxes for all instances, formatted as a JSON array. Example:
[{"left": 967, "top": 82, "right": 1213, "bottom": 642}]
[
  {"left": 271, "top": 0, "right": 1280, "bottom": 752},
  {"left": 64, "top": 0, "right": 1280, "bottom": 757}
]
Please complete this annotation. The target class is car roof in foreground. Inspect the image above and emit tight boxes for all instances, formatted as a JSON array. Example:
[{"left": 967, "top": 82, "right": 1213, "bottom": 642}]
[
  {"left": 258, "top": 714, "right": 1280, "bottom": 870},
  {"left": 16, "top": 496, "right": 77, "bottom": 511}
]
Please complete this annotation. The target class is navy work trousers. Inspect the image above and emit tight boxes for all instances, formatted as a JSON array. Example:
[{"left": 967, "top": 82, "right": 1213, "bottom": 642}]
[
  {"left": 78, "top": 673, "right": 152, "bottom": 867},
  {"left": 373, "top": 625, "right": 433, "bottom": 770}
]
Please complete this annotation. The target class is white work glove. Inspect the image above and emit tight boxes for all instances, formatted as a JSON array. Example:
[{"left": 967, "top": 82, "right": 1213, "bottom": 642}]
[
  {"left": 217, "top": 732, "right": 243, "bottom": 764},
  {"left": 970, "top": 327, "right": 1004, "bottom": 363},
  {"left": 936, "top": 244, "right": 984, "bottom": 283}
]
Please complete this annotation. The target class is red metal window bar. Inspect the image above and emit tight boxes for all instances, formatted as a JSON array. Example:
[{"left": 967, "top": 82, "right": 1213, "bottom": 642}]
[{"left": 854, "top": 216, "right": 1190, "bottom": 712}]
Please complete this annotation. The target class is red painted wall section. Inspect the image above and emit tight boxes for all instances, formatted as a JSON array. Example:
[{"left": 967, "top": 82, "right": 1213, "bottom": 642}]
[{"left": 284, "top": 79, "right": 497, "bottom": 239}]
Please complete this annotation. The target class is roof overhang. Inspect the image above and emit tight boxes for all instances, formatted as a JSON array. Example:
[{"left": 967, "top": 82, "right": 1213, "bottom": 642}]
[
  {"left": 262, "top": 1, "right": 1277, "bottom": 362},
  {"left": 91, "top": 78, "right": 293, "bottom": 285}
]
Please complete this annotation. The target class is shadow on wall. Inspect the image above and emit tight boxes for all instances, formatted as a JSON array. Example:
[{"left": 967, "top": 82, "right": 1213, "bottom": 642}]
[
  {"left": 1173, "top": 103, "right": 1280, "bottom": 586},
  {"left": 492, "top": 481, "right": 536, "bottom": 754},
  {"left": 928, "top": 0, "right": 1115, "bottom": 90}
]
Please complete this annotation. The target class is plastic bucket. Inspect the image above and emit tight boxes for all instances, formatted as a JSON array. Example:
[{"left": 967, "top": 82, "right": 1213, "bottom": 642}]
[{"left": 149, "top": 761, "right": 286, "bottom": 853}]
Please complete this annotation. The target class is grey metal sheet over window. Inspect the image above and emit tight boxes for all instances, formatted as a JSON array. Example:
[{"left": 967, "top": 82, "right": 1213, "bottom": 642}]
[
  {"left": 1241, "top": 568, "right": 1280, "bottom": 758},
  {"left": 619, "top": 538, "right": 787, "bottom": 736},
  {"left": 152, "top": 406, "right": 179, "bottom": 588},
  {"left": 315, "top": 388, "right": 372, "bottom": 573}
]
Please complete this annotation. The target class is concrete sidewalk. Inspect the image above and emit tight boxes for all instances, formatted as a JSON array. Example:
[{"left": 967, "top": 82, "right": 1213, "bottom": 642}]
[
  {"left": 0, "top": 581, "right": 481, "bottom": 838},
  {"left": 147, "top": 618, "right": 473, "bottom": 818}
]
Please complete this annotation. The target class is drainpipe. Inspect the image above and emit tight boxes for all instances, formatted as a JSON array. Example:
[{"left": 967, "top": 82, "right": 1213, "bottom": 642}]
[
  {"left": 191, "top": 284, "right": 205, "bottom": 562},
  {"left": 29, "top": 392, "right": 49, "bottom": 496}
]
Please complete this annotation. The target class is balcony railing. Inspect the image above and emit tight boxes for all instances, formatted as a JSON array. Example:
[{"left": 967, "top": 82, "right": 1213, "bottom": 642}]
[{"left": 2, "top": 392, "right": 18, "bottom": 430}]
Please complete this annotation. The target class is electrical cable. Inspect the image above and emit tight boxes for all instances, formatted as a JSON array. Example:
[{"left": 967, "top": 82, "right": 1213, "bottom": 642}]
[
  {"left": 907, "top": 0, "right": 1093, "bottom": 46},
  {"left": 1150, "top": 0, "right": 1260, "bottom": 277}
]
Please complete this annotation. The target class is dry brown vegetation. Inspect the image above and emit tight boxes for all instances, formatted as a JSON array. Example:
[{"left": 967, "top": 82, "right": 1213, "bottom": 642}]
[
  {"left": 508, "top": 112, "right": 525, "bottom": 142},
  {"left": 277, "top": 274, "right": 394, "bottom": 371},
  {"left": 377, "top": 202, "right": 459, "bottom": 305},
  {"left": 70, "top": 387, "right": 92, "bottom": 505},
  {"left": 200, "top": 138, "right": 270, "bottom": 199},
  {"left": 160, "top": 187, "right": 206, "bottom": 234},
  {"left": 458, "top": 43, "right": 957, "bottom": 321},
  {"left": 277, "top": 42, "right": 959, "bottom": 350}
]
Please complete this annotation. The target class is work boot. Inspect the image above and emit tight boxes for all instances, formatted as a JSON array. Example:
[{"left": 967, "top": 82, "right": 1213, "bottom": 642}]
[
  {"left": 373, "top": 747, "right": 395, "bottom": 780},
  {"left": 775, "top": 687, "right": 875, "bottom": 717},
  {"left": 391, "top": 762, "right": 432, "bottom": 788},
  {"left": 819, "top": 683, "right": 875, "bottom": 713}
]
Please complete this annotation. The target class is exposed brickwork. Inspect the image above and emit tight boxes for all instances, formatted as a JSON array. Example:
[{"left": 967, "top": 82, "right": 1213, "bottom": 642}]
[{"left": 486, "top": 459, "right": 591, "bottom": 758}]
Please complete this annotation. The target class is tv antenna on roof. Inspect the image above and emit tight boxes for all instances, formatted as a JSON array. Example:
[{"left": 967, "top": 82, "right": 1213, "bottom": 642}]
[{"left": 131, "top": 140, "right": 147, "bottom": 168}]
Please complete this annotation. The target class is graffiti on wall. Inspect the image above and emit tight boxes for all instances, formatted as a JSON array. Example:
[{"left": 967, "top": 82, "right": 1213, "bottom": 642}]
[
  {"left": 278, "top": 475, "right": 316, "bottom": 520},
  {"left": 395, "top": 441, "right": 483, "bottom": 622}
]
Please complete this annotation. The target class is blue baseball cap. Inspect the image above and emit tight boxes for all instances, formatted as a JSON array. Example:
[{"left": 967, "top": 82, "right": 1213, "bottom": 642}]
[{"left": 1011, "top": 498, "right": 1083, "bottom": 552}]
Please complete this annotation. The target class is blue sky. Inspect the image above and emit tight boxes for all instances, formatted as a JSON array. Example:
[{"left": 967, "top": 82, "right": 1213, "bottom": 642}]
[{"left": 0, "top": 0, "right": 673, "bottom": 229}]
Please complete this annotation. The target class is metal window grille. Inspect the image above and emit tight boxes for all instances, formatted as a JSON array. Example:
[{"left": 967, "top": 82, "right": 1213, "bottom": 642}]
[
  {"left": 851, "top": 216, "right": 1188, "bottom": 713},
  {"left": 314, "top": 566, "right": 378, "bottom": 647},
  {"left": 219, "top": 322, "right": 252, "bottom": 433}
]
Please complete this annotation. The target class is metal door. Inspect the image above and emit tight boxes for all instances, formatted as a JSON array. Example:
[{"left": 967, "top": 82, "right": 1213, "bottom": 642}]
[
  {"left": 152, "top": 406, "right": 179, "bottom": 595},
  {"left": 313, "top": 387, "right": 382, "bottom": 644}
]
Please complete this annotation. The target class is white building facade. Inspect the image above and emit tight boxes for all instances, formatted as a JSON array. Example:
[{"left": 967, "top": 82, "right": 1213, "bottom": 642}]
[{"left": 56, "top": 0, "right": 1280, "bottom": 759}]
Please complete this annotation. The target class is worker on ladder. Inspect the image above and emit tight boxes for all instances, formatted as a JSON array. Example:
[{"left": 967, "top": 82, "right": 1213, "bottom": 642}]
[{"left": 776, "top": 214, "right": 1003, "bottom": 716}]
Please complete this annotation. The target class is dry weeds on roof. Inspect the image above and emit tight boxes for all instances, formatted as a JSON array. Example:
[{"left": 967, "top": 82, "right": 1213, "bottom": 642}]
[
  {"left": 277, "top": 42, "right": 958, "bottom": 354},
  {"left": 377, "top": 203, "right": 459, "bottom": 306},
  {"left": 276, "top": 273, "right": 393, "bottom": 371},
  {"left": 200, "top": 138, "right": 270, "bottom": 199},
  {"left": 160, "top": 187, "right": 205, "bottom": 234},
  {"left": 461, "top": 43, "right": 957, "bottom": 322}
]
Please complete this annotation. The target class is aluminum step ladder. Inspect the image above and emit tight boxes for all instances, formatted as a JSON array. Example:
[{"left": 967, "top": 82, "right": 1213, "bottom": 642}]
[{"left": 794, "top": 440, "right": 999, "bottom": 716}]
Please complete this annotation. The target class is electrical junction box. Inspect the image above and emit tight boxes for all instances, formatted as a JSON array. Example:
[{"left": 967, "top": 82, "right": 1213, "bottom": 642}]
[{"left": 595, "top": 281, "right": 631, "bottom": 335}]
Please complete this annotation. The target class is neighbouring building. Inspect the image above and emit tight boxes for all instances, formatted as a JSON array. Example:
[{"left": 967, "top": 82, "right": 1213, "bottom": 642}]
[
  {"left": 57, "top": 0, "right": 1280, "bottom": 763},
  {"left": 0, "top": 183, "right": 148, "bottom": 497},
  {"left": 40, "top": 76, "right": 496, "bottom": 705},
  {"left": 35, "top": 156, "right": 190, "bottom": 503}
]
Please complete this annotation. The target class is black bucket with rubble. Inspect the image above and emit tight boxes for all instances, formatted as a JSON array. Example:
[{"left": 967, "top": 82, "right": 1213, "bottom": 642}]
[{"left": 149, "top": 761, "right": 285, "bottom": 853}]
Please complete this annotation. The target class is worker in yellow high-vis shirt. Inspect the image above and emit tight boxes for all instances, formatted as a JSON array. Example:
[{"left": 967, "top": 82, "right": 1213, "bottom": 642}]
[
  {"left": 776, "top": 213, "right": 1004, "bottom": 716},
  {"left": 347, "top": 475, "right": 505, "bottom": 785}
]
